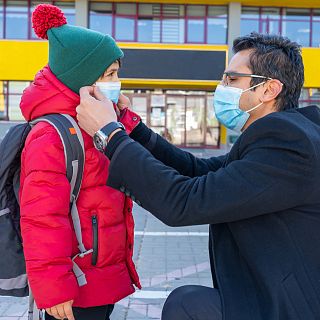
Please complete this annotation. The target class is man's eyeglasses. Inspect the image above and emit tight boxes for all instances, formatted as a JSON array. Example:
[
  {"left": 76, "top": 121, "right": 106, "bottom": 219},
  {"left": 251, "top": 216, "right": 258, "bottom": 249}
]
[{"left": 222, "top": 72, "right": 273, "bottom": 86}]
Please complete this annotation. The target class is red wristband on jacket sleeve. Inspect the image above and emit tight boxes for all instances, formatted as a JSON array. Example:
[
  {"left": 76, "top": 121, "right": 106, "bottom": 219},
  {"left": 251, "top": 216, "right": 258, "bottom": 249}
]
[{"left": 119, "top": 108, "right": 141, "bottom": 135}]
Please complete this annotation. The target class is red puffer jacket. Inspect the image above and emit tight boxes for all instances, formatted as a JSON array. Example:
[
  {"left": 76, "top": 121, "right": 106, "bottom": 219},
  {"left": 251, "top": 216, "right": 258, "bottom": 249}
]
[{"left": 19, "top": 65, "right": 141, "bottom": 309}]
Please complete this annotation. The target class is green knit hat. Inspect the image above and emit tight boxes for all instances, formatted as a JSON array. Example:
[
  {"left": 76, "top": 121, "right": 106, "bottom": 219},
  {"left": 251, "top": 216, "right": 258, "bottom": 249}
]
[{"left": 32, "top": 4, "right": 124, "bottom": 93}]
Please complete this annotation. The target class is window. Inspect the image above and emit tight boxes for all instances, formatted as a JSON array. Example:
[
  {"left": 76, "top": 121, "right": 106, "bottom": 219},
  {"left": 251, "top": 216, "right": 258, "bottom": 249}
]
[
  {"left": 162, "top": 18, "right": 184, "bottom": 43},
  {"left": 138, "top": 17, "right": 160, "bottom": 43},
  {"left": 166, "top": 95, "right": 185, "bottom": 145},
  {"left": 0, "top": 1, "right": 227, "bottom": 43},
  {"left": 185, "top": 96, "right": 205, "bottom": 146},
  {"left": 131, "top": 95, "right": 148, "bottom": 124},
  {"left": 282, "top": 8, "right": 311, "bottom": 47},
  {"left": 137, "top": 4, "right": 161, "bottom": 43},
  {"left": 0, "top": 0, "right": 3, "bottom": 38},
  {"left": 241, "top": 7, "right": 318, "bottom": 47},
  {"left": 88, "top": 2, "right": 227, "bottom": 45},
  {"left": 299, "top": 88, "right": 320, "bottom": 108},
  {"left": 206, "top": 95, "right": 220, "bottom": 146},
  {"left": 187, "top": 5, "right": 206, "bottom": 17},
  {"left": 55, "top": 2, "right": 75, "bottom": 25},
  {"left": 186, "top": 5, "right": 205, "bottom": 43},
  {"left": 162, "top": 5, "right": 184, "bottom": 43},
  {"left": 207, "top": 6, "right": 227, "bottom": 44},
  {"left": 261, "top": 8, "right": 280, "bottom": 34},
  {"left": 312, "top": 9, "right": 320, "bottom": 48},
  {"left": 116, "top": 3, "right": 136, "bottom": 15},
  {"left": 7, "top": 81, "right": 29, "bottom": 121},
  {"left": 89, "top": 2, "right": 113, "bottom": 35},
  {"left": 187, "top": 20, "right": 205, "bottom": 43},
  {"left": 0, "top": 81, "right": 6, "bottom": 120},
  {"left": 115, "top": 16, "right": 135, "bottom": 41},
  {"left": 138, "top": 3, "right": 160, "bottom": 16},
  {"left": 5, "top": 0, "right": 28, "bottom": 39},
  {"left": 241, "top": 7, "right": 260, "bottom": 35},
  {"left": 115, "top": 3, "right": 136, "bottom": 41}
]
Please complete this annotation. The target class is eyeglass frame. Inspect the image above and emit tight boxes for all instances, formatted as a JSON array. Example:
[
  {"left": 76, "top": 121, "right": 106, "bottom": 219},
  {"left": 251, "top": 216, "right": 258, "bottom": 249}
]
[{"left": 221, "top": 72, "right": 274, "bottom": 86}]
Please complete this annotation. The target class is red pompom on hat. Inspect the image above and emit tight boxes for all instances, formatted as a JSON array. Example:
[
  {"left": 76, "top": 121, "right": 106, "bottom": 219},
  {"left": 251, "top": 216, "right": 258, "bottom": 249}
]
[
  {"left": 30, "top": 3, "right": 124, "bottom": 93},
  {"left": 32, "top": 4, "right": 67, "bottom": 40}
]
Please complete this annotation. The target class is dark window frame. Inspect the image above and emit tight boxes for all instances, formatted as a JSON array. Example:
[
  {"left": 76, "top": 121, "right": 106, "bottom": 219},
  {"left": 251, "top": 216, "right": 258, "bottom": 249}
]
[
  {"left": 241, "top": 6, "right": 318, "bottom": 47},
  {"left": 89, "top": 2, "right": 228, "bottom": 45}
]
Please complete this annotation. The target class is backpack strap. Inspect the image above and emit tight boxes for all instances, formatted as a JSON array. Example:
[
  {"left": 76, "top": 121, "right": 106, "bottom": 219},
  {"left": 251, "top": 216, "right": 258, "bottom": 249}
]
[
  {"left": 30, "top": 114, "right": 84, "bottom": 201},
  {"left": 30, "top": 114, "right": 92, "bottom": 286}
]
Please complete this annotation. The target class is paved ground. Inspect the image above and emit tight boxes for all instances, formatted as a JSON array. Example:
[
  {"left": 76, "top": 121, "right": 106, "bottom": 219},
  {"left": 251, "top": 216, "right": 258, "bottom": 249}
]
[
  {"left": 0, "top": 205, "right": 214, "bottom": 320},
  {"left": 0, "top": 121, "right": 17, "bottom": 140}
]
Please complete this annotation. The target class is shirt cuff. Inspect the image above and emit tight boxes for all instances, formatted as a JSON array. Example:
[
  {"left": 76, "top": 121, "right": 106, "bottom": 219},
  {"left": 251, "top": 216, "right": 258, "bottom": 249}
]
[
  {"left": 129, "top": 121, "right": 152, "bottom": 145},
  {"left": 104, "top": 130, "right": 129, "bottom": 160}
]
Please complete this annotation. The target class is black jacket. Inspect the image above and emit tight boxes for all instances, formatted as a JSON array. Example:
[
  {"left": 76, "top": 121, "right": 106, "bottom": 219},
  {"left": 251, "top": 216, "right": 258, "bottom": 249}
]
[{"left": 106, "top": 105, "right": 320, "bottom": 320}]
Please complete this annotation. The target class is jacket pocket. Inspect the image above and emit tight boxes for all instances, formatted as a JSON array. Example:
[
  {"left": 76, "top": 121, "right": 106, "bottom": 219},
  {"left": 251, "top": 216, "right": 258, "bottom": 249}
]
[
  {"left": 282, "top": 273, "right": 315, "bottom": 320},
  {"left": 91, "top": 215, "right": 98, "bottom": 266}
]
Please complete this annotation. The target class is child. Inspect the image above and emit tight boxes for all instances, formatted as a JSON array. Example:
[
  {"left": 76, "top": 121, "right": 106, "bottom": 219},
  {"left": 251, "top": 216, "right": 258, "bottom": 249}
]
[{"left": 19, "top": 4, "right": 140, "bottom": 320}]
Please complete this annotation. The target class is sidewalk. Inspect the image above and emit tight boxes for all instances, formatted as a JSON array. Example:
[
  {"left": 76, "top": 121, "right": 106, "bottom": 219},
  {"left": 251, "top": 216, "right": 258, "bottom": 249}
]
[{"left": 0, "top": 204, "right": 212, "bottom": 320}]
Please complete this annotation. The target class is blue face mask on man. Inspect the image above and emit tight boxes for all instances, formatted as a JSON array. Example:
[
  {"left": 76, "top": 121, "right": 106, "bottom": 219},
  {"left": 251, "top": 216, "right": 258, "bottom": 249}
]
[
  {"left": 213, "top": 81, "right": 266, "bottom": 133},
  {"left": 95, "top": 81, "right": 121, "bottom": 104}
]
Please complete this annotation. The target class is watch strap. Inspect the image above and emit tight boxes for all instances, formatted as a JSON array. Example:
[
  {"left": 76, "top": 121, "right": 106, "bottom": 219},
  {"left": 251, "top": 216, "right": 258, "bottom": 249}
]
[{"left": 99, "top": 122, "right": 125, "bottom": 138}]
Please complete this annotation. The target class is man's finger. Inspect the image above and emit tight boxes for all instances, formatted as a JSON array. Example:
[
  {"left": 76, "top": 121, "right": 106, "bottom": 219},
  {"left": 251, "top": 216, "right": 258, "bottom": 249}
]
[
  {"left": 93, "top": 85, "right": 107, "bottom": 102},
  {"left": 117, "top": 93, "right": 130, "bottom": 110},
  {"left": 64, "top": 303, "right": 75, "bottom": 320},
  {"left": 79, "top": 86, "right": 94, "bottom": 99},
  {"left": 75, "top": 106, "right": 84, "bottom": 117}
]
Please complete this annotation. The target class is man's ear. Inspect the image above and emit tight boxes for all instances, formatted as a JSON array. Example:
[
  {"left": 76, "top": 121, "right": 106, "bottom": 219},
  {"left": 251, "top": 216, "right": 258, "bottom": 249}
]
[{"left": 261, "top": 80, "right": 283, "bottom": 103}]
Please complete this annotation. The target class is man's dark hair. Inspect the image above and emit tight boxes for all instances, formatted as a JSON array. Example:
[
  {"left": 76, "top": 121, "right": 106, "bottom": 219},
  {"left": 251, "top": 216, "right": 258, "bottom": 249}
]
[{"left": 233, "top": 32, "right": 304, "bottom": 111}]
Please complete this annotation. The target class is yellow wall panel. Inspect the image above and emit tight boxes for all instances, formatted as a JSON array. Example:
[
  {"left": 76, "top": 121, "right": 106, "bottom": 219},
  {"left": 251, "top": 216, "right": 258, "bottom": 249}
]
[
  {"left": 0, "top": 40, "right": 320, "bottom": 89},
  {"left": 302, "top": 48, "right": 320, "bottom": 88},
  {"left": 0, "top": 40, "right": 48, "bottom": 81},
  {"left": 220, "top": 125, "right": 227, "bottom": 145}
]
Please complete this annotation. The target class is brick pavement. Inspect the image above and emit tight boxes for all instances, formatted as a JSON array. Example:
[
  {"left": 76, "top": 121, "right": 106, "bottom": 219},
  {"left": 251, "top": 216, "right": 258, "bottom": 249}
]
[{"left": 0, "top": 204, "right": 212, "bottom": 320}]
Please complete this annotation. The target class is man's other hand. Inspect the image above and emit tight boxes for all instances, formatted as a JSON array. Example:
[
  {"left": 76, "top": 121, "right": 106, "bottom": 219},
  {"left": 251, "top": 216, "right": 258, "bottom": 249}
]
[{"left": 117, "top": 93, "right": 131, "bottom": 111}]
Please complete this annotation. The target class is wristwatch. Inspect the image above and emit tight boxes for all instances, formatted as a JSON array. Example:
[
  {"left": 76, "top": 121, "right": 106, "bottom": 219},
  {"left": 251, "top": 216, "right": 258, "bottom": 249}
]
[{"left": 93, "top": 121, "right": 125, "bottom": 152}]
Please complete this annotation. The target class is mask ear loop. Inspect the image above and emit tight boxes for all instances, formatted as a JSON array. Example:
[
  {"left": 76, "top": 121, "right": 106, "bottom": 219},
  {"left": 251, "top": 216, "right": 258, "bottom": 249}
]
[
  {"left": 242, "top": 81, "right": 267, "bottom": 113},
  {"left": 247, "top": 101, "right": 263, "bottom": 113},
  {"left": 242, "top": 81, "right": 267, "bottom": 93}
]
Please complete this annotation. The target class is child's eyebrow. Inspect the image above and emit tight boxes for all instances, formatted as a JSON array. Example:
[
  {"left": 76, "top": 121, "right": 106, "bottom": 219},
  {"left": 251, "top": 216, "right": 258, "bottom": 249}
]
[{"left": 106, "top": 68, "right": 119, "bottom": 73}]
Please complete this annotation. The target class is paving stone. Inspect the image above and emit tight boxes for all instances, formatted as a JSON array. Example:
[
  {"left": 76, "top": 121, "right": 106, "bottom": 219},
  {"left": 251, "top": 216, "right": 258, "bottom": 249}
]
[{"left": 1, "top": 203, "right": 211, "bottom": 320}]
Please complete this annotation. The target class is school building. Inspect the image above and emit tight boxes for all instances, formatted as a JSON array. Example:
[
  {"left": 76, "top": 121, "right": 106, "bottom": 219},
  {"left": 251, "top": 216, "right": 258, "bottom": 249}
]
[{"left": 0, "top": 0, "right": 320, "bottom": 148}]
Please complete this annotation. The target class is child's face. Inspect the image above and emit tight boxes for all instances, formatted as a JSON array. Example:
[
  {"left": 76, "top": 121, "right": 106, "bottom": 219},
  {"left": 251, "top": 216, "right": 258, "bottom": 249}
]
[{"left": 98, "top": 61, "right": 120, "bottom": 83}]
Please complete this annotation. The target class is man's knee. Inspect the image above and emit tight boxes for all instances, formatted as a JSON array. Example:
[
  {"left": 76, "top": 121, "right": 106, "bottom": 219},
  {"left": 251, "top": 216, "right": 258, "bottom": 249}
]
[
  {"left": 161, "top": 286, "right": 199, "bottom": 320},
  {"left": 162, "top": 285, "right": 222, "bottom": 320}
]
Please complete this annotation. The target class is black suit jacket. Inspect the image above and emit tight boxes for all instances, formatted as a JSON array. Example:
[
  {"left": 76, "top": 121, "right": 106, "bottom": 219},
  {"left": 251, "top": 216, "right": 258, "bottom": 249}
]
[{"left": 107, "top": 105, "right": 320, "bottom": 320}]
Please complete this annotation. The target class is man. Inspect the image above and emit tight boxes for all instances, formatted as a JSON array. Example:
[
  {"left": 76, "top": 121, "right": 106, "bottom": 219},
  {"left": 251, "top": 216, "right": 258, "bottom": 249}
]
[{"left": 76, "top": 33, "right": 320, "bottom": 320}]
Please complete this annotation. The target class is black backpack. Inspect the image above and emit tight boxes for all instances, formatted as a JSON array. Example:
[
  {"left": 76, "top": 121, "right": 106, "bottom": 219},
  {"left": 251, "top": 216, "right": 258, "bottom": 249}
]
[{"left": 0, "top": 114, "right": 91, "bottom": 305}]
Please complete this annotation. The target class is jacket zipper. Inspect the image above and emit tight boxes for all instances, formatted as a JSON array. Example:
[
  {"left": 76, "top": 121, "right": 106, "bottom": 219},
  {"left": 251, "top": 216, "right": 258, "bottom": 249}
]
[{"left": 91, "top": 215, "right": 98, "bottom": 266}]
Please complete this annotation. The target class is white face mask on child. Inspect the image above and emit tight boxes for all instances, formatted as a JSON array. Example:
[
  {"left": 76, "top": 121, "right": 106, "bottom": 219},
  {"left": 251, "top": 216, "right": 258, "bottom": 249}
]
[{"left": 95, "top": 81, "right": 121, "bottom": 104}]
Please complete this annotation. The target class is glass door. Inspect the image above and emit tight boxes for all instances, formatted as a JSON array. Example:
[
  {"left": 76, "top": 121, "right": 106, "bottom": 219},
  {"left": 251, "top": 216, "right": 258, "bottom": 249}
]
[
  {"left": 166, "top": 95, "right": 186, "bottom": 145},
  {"left": 185, "top": 96, "right": 205, "bottom": 146}
]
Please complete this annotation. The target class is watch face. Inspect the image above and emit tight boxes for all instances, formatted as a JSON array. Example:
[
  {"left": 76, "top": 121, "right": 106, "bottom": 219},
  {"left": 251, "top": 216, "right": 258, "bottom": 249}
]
[{"left": 94, "top": 134, "right": 104, "bottom": 151}]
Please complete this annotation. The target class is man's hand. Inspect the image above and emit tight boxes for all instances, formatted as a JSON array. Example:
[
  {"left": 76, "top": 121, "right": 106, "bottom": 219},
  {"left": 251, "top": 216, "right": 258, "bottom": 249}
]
[
  {"left": 76, "top": 86, "right": 117, "bottom": 137},
  {"left": 116, "top": 93, "right": 141, "bottom": 135},
  {"left": 117, "top": 93, "right": 131, "bottom": 111},
  {"left": 46, "top": 300, "right": 74, "bottom": 320}
]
